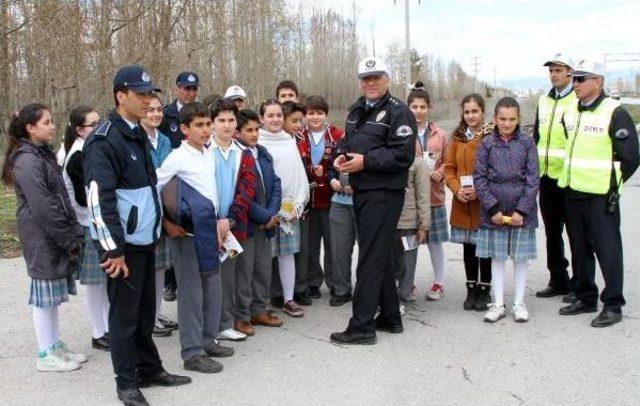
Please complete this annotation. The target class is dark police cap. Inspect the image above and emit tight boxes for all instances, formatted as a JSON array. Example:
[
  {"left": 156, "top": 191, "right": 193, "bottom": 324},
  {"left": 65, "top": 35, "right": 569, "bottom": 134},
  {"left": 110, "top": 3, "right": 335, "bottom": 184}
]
[
  {"left": 176, "top": 71, "right": 200, "bottom": 87},
  {"left": 113, "top": 65, "right": 161, "bottom": 93}
]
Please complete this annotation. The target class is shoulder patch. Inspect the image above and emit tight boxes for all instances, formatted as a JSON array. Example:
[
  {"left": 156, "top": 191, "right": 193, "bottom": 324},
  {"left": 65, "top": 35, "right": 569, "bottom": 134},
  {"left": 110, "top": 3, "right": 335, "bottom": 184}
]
[
  {"left": 615, "top": 128, "right": 629, "bottom": 139},
  {"left": 396, "top": 125, "right": 413, "bottom": 138},
  {"left": 94, "top": 121, "right": 111, "bottom": 137}
]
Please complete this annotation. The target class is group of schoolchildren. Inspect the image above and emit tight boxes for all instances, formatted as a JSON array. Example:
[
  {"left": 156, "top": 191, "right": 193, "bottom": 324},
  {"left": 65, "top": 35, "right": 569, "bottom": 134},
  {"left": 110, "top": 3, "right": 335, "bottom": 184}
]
[{"left": 3, "top": 68, "right": 541, "bottom": 376}]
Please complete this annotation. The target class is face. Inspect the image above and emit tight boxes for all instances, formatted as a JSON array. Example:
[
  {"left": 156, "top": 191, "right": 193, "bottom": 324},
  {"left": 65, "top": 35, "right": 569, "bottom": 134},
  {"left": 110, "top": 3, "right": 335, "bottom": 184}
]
[
  {"left": 494, "top": 107, "right": 519, "bottom": 137},
  {"left": 283, "top": 111, "right": 304, "bottom": 135},
  {"left": 213, "top": 111, "right": 237, "bottom": 142},
  {"left": 409, "top": 97, "right": 429, "bottom": 124},
  {"left": 359, "top": 74, "right": 389, "bottom": 101},
  {"left": 233, "top": 98, "right": 246, "bottom": 110},
  {"left": 181, "top": 116, "right": 213, "bottom": 149},
  {"left": 117, "top": 89, "right": 153, "bottom": 120},
  {"left": 261, "top": 104, "right": 284, "bottom": 133},
  {"left": 548, "top": 64, "right": 572, "bottom": 90},
  {"left": 573, "top": 76, "right": 603, "bottom": 101},
  {"left": 237, "top": 120, "right": 260, "bottom": 147},
  {"left": 26, "top": 109, "right": 55, "bottom": 144},
  {"left": 140, "top": 98, "right": 163, "bottom": 130},
  {"left": 76, "top": 111, "right": 100, "bottom": 139},
  {"left": 462, "top": 100, "right": 484, "bottom": 131},
  {"left": 176, "top": 85, "right": 198, "bottom": 104},
  {"left": 277, "top": 88, "right": 298, "bottom": 103}
]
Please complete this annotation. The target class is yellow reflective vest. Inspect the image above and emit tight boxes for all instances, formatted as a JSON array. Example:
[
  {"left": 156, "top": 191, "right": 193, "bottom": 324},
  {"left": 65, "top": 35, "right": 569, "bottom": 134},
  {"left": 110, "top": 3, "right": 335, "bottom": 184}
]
[{"left": 536, "top": 89, "right": 577, "bottom": 179}]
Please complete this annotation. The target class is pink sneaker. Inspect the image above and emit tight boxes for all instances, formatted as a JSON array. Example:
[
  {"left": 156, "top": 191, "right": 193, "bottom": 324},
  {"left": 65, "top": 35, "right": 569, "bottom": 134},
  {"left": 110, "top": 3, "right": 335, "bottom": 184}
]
[{"left": 425, "top": 282, "right": 444, "bottom": 301}]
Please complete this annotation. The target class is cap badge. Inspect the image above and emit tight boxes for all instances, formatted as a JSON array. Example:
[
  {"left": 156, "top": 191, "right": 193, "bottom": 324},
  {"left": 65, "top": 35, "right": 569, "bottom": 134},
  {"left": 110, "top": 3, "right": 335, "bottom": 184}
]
[
  {"left": 188, "top": 74, "right": 196, "bottom": 82},
  {"left": 141, "top": 71, "right": 150, "bottom": 82},
  {"left": 365, "top": 60, "right": 376, "bottom": 68}
]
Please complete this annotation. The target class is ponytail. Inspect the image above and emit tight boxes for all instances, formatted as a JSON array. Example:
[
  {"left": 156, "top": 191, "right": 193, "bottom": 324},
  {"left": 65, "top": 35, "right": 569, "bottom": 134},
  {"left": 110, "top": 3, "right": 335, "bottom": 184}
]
[{"left": 63, "top": 105, "right": 95, "bottom": 155}]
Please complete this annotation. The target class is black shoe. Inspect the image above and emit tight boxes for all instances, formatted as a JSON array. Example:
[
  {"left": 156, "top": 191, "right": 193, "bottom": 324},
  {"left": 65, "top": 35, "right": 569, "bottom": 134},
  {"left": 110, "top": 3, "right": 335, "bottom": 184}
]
[
  {"left": 270, "top": 296, "right": 284, "bottom": 308},
  {"left": 117, "top": 387, "right": 149, "bottom": 406},
  {"left": 158, "top": 315, "right": 178, "bottom": 330},
  {"left": 374, "top": 320, "right": 404, "bottom": 334},
  {"left": 591, "top": 310, "right": 622, "bottom": 328},
  {"left": 204, "top": 340, "right": 234, "bottom": 358},
  {"left": 329, "top": 293, "right": 352, "bottom": 307},
  {"left": 474, "top": 283, "right": 491, "bottom": 311},
  {"left": 294, "top": 292, "right": 312, "bottom": 306},
  {"left": 536, "top": 285, "right": 570, "bottom": 298},
  {"left": 163, "top": 287, "right": 176, "bottom": 302},
  {"left": 183, "top": 355, "right": 223, "bottom": 374},
  {"left": 562, "top": 291, "right": 577, "bottom": 303},
  {"left": 463, "top": 281, "right": 477, "bottom": 311},
  {"left": 559, "top": 300, "right": 597, "bottom": 315},
  {"left": 330, "top": 330, "right": 376, "bottom": 345},
  {"left": 308, "top": 286, "right": 322, "bottom": 299},
  {"left": 92, "top": 334, "right": 110, "bottom": 351},
  {"left": 139, "top": 370, "right": 192, "bottom": 387},
  {"left": 153, "top": 321, "right": 172, "bottom": 337}
]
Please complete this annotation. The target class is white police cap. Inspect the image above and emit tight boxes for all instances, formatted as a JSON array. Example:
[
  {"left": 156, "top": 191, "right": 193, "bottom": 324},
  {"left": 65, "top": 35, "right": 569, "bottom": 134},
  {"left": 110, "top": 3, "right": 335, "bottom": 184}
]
[
  {"left": 224, "top": 85, "right": 247, "bottom": 100},
  {"left": 358, "top": 56, "right": 389, "bottom": 79},
  {"left": 543, "top": 53, "right": 573, "bottom": 69},
  {"left": 570, "top": 59, "right": 604, "bottom": 78}
]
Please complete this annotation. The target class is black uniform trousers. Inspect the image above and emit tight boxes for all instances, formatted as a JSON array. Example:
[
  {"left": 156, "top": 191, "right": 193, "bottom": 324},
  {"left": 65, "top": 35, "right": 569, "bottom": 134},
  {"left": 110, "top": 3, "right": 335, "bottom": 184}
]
[
  {"left": 107, "top": 248, "right": 164, "bottom": 389},
  {"left": 539, "top": 175, "right": 574, "bottom": 290},
  {"left": 564, "top": 194, "right": 625, "bottom": 312},
  {"left": 348, "top": 189, "right": 404, "bottom": 334}
]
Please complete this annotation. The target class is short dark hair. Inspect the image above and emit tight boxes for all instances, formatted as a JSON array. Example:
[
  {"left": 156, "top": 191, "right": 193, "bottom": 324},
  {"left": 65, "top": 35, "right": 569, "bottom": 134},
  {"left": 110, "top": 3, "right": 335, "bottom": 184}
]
[
  {"left": 304, "top": 95, "right": 329, "bottom": 115},
  {"left": 494, "top": 96, "right": 520, "bottom": 116},
  {"left": 211, "top": 99, "right": 239, "bottom": 120},
  {"left": 179, "top": 102, "right": 211, "bottom": 126},
  {"left": 282, "top": 101, "right": 306, "bottom": 119},
  {"left": 113, "top": 85, "right": 128, "bottom": 107},
  {"left": 276, "top": 80, "right": 298, "bottom": 97},
  {"left": 237, "top": 109, "right": 260, "bottom": 131},
  {"left": 203, "top": 93, "right": 222, "bottom": 110}
]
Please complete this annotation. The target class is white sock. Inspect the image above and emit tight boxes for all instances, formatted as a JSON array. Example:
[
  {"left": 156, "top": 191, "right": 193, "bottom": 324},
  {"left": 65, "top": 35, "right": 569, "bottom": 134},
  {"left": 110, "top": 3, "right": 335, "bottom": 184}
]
[
  {"left": 86, "top": 284, "right": 109, "bottom": 338},
  {"left": 155, "top": 269, "right": 165, "bottom": 320},
  {"left": 490, "top": 259, "right": 505, "bottom": 307},
  {"left": 278, "top": 254, "right": 296, "bottom": 302},
  {"left": 427, "top": 242, "right": 446, "bottom": 284},
  {"left": 33, "top": 306, "right": 57, "bottom": 352},
  {"left": 514, "top": 260, "right": 528, "bottom": 304}
]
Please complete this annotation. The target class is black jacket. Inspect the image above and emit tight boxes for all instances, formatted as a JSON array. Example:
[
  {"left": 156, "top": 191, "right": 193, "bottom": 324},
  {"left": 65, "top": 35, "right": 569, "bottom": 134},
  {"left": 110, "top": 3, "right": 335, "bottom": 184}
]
[
  {"left": 340, "top": 91, "right": 417, "bottom": 192},
  {"left": 11, "top": 140, "right": 83, "bottom": 279},
  {"left": 159, "top": 99, "right": 184, "bottom": 149}
]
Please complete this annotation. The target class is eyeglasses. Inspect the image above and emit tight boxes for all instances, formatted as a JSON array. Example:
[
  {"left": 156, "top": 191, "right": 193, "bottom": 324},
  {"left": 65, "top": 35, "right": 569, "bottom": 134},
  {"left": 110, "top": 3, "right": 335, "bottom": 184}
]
[
  {"left": 80, "top": 121, "right": 100, "bottom": 128},
  {"left": 572, "top": 76, "right": 595, "bottom": 83}
]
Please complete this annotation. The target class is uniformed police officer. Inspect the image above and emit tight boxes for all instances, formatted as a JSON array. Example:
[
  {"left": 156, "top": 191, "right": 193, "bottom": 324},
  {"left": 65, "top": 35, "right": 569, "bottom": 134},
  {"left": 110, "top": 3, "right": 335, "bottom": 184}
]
[
  {"left": 533, "top": 53, "right": 578, "bottom": 301},
  {"left": 83, "top": 65, "right": 191, "bottom": 406},
  {"left": 330, "top": 57, "right": 416, "bottom": 345},
  {"left": 557, "top": 60, "right": 639, "bottom": 327},
  {"left": 159, "top": 71, "right": 200, "bottom": 149}
]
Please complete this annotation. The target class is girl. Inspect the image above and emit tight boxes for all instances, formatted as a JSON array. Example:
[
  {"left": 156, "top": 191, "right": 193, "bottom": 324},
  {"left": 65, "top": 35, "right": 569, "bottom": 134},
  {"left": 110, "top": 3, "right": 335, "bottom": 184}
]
[
  {"left": 61, "top": 105, "right": 111, "bottom": 350},
  {"left": 258, "top": 99, "right": 309, "bottom": 317},
  {"left": 2, "top": 104, "right": 86, "bottom": 371},
  {"left": 474, "top": 97, "right": 539, "bottom": 323},
  {"left": 141, "top": 93, "right": 177, "bottom": 337},
  {"left": 444, "top": 94, "right": 494, "bottom": 311},
  {"left": 407, "top": 82, "right": 449, "bottom": 301}
]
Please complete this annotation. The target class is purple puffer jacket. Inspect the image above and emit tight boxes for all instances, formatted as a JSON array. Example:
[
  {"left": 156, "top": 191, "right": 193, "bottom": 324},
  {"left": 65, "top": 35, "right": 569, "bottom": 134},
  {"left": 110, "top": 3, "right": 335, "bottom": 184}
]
[{"left": 473, "top": 129, "right": 539, "bottom": 229}]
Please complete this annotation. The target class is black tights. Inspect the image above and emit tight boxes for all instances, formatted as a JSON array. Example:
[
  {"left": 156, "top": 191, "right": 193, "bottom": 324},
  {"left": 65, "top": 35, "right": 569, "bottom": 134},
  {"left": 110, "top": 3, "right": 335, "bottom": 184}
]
[{"left": 463, "top": 243, "right": 491, "bottom": 283}]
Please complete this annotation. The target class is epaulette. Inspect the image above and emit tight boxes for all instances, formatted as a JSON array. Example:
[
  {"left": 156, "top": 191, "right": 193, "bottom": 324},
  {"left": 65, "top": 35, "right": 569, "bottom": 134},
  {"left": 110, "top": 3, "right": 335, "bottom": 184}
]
[{"left": 94, "top": 121, "right": 111, "bottom": 137}]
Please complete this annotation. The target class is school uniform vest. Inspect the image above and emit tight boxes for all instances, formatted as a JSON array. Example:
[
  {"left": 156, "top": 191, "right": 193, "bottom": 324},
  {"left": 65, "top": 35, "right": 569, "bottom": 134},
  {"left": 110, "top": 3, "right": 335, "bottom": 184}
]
[
  {"left": 557, "top": 97, "right": 622, "bottom": 195},
  {"left": 536, "top": 90, "right": 577, "bottom": 179}
]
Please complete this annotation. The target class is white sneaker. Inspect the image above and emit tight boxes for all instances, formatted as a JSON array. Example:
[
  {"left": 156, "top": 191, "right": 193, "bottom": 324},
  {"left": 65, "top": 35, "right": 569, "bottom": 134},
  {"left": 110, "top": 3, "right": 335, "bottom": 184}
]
[
  {"left": 483, "top": 303, "right": 506, "bottom": 323},
  {"left": 512, "top": 301, "right": 530, "bottom": 322},
  {"left": 425, "top": 282, "right": 444, "bottom": 301},
  {"left": 54, "top": 341, "right": 88, "bottom": 363},
  {"left": 399, "top": 304, "right": 407, "bottom": 316},
  {"left": 37, "top": 347, "right": 81, "bottom": 372},
  {"left": 217, "top": 328, "right": 247, "bottom": 341}
]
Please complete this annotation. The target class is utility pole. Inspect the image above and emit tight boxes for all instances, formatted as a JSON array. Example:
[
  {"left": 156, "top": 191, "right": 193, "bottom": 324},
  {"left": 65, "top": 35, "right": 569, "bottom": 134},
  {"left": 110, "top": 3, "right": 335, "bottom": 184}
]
[
  {"left": 404, "top": 0, "right": 411, "bottom": 100},
  {"left": 472, "top": 56, "right": 482, "bottom": 92}
]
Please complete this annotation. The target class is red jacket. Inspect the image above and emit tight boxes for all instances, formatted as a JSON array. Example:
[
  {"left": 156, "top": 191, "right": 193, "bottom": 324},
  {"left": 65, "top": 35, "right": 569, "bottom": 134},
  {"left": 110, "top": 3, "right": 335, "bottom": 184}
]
[{"left": 295, "top": 124, "right": 344, "bottom": 210}]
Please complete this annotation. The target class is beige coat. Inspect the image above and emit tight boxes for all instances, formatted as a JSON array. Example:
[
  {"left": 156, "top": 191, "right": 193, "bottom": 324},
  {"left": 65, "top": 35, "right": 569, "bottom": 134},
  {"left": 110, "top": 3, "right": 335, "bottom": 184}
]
[{"left": 397, "top": 158, "right": 431, "bottom": 230}]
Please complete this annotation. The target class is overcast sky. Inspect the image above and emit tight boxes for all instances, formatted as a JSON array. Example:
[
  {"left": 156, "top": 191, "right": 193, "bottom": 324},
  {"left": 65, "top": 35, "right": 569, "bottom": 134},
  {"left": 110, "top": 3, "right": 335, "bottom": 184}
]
[{"left": 303, "top": 0, "right": 640, "bottom": 89}]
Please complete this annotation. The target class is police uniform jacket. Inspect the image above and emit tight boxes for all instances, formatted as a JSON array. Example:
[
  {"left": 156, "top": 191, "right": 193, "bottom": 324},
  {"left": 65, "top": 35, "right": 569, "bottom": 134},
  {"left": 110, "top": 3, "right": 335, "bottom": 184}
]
[{"left": 159, "top": 99, "right": 184, "bottom": 148}]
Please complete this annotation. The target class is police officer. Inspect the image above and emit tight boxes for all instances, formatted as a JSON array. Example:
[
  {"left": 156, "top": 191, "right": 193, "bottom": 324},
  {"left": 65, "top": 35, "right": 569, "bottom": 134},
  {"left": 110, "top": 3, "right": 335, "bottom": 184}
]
[
  {"left": 557, "top": 60, "right": 639, "bottom": 327},
  {"left": 83, "top": 65, "right": 191, "bottom": 405},
  {"left": 159, "top": 71, "right": 200, "bottom": 149},
  {"left": 330, "top": 57, "right": 416, "bottom": 345},
  {"left": 533, "top": 53, "right": 578, "bottom": 301}
]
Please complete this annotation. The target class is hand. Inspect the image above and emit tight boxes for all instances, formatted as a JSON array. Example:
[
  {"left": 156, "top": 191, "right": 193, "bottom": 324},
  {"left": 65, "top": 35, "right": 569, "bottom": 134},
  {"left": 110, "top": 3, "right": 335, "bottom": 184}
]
[
  {"left": 416, "top": 229, "right": 427, "bottom": 244},
  {"left": 456, "top": 189, "right": 468, "bottom": 203},
  {"left": 100, "top": 255, "right": 129, "bottom": 279},
  {"left": 330, "top": 179, "right": 342, "bottom": 192},
  {"left": 343, "top": 186, "right": 354, "bottom": 196},
  {"left": 465, "top": 187, "right": 477, "bottom": 201},
  {"left": 491, "top": 211, "right": 504, "bottom": 225},
  {"left": 262, "top": 216, "right": 280, "bottom": 230},
  {"left": 338, "top": 153, "right": 365, "bottom": 173},
  {"left": 217, "top": 219, "right": 231, "bottom": 246},
  {"left": 163, "top": 218, "right": 188, "bottom": 238},
  {"left": 313, "top": 165, "right": 323, "bottom": 177},
  {"left": 333, "top": 154, "right": 347, "bottom": 171},
  {"left": 430, "top": 170, "right": 444, "bottom": 182},
  {"left": 510, "top": 212, "right": 524, "bottom": 227}
]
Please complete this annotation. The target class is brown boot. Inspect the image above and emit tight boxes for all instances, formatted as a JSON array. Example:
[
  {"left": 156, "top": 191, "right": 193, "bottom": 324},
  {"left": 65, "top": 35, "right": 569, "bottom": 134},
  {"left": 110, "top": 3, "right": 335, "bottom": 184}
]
[
  {"left": 250, "top": 311, "right": 283, "bottom": 327},
  {"left": 233, "top": 320, "right": 255, "bottom": 336}
]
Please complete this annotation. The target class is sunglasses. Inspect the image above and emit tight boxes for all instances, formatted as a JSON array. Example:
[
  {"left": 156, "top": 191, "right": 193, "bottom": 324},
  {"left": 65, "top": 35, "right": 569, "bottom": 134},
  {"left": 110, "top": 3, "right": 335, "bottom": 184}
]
[{"left": 572, "top": 76, "right": 595, "bottom": 83}]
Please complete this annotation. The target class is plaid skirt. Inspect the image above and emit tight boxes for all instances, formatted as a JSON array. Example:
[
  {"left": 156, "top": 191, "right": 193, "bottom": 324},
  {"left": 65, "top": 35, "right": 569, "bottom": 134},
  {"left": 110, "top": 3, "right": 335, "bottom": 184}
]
[
  {"left": 450, "top": 226, "right": 479, "bottom": 245},
  {"left": 476, "top": 227, "right": 537, "bottom": 261},
  {"left": 426, "top": 205, "right": 449, "bottom": 244},
  {"left": 271, "top": 220, "right": 301, "bottom": 257},
  {"left": 76, "top": 227, "right": 106, "bottom": 285},
  {"left": 155, "top": 235, "right": 172, "bottom": 272},
  {"left": 29, "top": 274, "right": 77, "bottom": 308}
]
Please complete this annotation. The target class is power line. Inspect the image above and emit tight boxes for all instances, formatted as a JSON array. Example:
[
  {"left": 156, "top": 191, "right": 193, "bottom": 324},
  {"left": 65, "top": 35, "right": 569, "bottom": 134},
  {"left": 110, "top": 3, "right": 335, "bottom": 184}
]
[{"left": 471, "top": 56, "right": 482, "bottom": 92}]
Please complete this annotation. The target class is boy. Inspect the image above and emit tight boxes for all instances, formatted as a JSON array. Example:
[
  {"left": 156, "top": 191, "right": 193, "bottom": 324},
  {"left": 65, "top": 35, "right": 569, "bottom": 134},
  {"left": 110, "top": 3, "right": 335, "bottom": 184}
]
[
  {"left": 234, "top": 109, "right": 284, "bottom": 331},
  {"left": 209, "top": 100, "right": 258, "bottom": 340},
  {"left": 156, "top": 102, "right": 235, "bottom": 374},
  {"left": 276, "top": 80, "right": 299, "bottom": 103}
]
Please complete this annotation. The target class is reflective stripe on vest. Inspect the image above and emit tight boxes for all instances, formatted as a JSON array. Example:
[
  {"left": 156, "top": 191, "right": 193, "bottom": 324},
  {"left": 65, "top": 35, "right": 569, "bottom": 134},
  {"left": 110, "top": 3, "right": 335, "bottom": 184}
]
[
  {"left": 536, "top": 90, "right": 577, "bottom": 179},
  {"left": 557, "top": 97, "right": 622, "bottom": 194}
]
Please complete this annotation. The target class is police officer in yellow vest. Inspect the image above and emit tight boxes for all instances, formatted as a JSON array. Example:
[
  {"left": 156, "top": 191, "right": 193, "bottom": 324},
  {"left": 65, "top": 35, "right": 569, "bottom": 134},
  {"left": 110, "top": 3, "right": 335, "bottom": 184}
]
[
  {"left": 534, "top": 53, "right": 578, "bottom": 301},
  {"left": 557, "top": 60, "right": 639, "bottom": 327}
]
